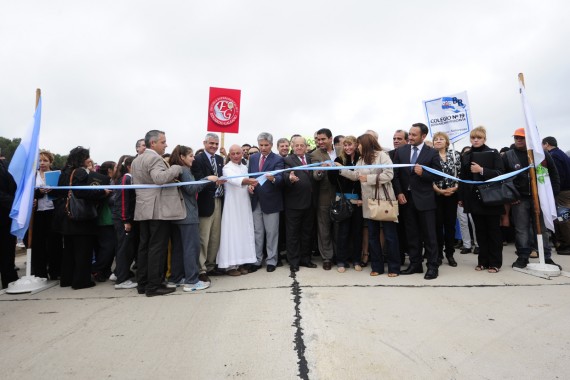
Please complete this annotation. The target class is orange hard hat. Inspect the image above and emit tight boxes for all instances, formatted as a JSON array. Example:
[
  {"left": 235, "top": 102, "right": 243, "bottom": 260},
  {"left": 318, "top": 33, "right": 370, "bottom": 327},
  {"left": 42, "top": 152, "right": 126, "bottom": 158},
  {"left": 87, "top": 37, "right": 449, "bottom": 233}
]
[{"left": 513, "top": 128, "right": 525, "bottom": 137}]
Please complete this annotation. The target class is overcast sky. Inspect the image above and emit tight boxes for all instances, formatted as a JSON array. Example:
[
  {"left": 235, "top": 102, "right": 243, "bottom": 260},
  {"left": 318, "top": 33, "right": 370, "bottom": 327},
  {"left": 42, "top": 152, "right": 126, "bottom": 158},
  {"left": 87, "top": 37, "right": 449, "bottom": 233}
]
[{"left": 1, "top": 0, "right": 569, "bottom": 164}]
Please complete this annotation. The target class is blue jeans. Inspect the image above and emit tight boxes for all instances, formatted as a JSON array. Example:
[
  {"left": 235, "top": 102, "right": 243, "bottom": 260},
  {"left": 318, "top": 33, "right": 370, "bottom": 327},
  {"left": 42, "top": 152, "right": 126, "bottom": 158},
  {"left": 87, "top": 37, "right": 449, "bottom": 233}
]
[
  {"left": 368, "top": 219, "right": 400, "bottom": 274},
  {"left": 511, "top": 198, "right": 552, "bottom": 259},
  {"left": 170, "top": 223, "right": 201, "bottom": 285}
]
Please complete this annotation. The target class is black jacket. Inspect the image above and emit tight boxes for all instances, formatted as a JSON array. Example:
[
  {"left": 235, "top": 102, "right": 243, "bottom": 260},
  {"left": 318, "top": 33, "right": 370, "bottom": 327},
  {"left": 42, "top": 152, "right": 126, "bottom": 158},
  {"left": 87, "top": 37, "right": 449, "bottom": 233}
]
[
  {"left": 458, "top": 145, "right": 504, "bottom": 215},
  {"left": 0, "top": 159, "right": 17, "bottom": 227}
]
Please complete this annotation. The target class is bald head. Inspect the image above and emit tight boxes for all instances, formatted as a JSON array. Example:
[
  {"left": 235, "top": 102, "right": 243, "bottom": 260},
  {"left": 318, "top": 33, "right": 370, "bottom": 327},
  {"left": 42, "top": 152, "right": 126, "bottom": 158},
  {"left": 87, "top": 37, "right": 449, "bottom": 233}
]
[{"left": 229, "top": 144, "right": 243, "bottom": 164}]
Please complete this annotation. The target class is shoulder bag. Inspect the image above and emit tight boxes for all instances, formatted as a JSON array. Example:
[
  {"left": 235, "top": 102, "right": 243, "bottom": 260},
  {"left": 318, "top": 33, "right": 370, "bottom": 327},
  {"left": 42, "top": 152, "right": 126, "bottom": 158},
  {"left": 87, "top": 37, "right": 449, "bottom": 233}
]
[
  {"left": 368, "top": 174, "right": 399, "bottom": 222},
  {"left": 329, "top": 178, "right": 354, "bottom": 222},
  {"left": 65, "top": 169, "right": 98, "bottom": 221},
  {"left": 477, "top": 178, "right": 520, "bottom": 206}
]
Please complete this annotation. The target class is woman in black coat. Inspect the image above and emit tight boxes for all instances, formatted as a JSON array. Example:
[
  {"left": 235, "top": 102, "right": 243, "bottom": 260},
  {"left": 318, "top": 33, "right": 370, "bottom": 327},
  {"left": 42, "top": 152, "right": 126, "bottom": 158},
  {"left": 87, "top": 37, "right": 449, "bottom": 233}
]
[
  {"left": 56, "top": 147, "right": 109, "bottom": 289},
  {"left": 458, "top": 127, "right": 504, "bottom": 273}
]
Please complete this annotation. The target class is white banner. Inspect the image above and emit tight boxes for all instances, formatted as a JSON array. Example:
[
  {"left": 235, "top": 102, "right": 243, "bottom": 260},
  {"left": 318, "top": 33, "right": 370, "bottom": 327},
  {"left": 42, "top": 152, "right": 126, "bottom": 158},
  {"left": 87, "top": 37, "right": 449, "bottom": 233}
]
[{"left": 423, "top": 91, "right": 472, "bottom": 143}]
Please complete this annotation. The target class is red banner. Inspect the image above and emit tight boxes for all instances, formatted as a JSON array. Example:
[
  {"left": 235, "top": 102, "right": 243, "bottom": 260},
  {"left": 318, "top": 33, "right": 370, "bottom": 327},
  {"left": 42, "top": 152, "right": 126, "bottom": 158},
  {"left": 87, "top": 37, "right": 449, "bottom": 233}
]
[{"left": 207, "top": 87, "right": 241, "bottom": 134}]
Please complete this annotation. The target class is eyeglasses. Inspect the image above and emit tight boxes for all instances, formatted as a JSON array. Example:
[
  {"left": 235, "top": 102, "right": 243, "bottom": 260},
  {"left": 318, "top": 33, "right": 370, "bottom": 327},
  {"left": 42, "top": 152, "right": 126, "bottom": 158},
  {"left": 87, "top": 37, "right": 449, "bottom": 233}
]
[{"left": 514, "top": 136, "right": 525, "bottom": 140}]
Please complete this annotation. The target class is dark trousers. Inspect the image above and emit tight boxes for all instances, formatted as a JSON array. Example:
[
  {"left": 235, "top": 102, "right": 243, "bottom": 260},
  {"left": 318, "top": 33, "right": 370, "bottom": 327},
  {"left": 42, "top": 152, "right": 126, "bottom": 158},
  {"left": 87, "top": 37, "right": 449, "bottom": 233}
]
[
  {"left": 435, "top": 194, "right": 458, "bottom": 259},
  {"left": 335, "top": 205, "right": 363, "bottom": 266},
  {"left": 61, "top": 234, "right": 95, "bottom": 289},
  {"left": 397, "top": 213, "right": 408, "bottom": 256},
  {"left": 0, "top": 225, "right": 18, "bottom": 289},
  {"left": 31, "top": 209, "right": 63, "bottom": 279},
  {"left": 403, "top": 192, "right": 438, "bottom": 269},
  {"left": 368, "top": 220, "right": 400, "bottom": 274},
  {"left": 278, "top": 209, "right": 287, "bottom": 253},
  {"left": 170, "top": 223, "right": 200, "bottom": 285},
  {"left": 137, "top": 220, "right": 170, "bottom": 292},
  {"left": 472, "top": 214, "right": 503, "bottom": 268},
  {"left": 286, "top": 207, "right": 314, "bottom": 267},
  {"left": 92, "top": 225, "right": 117, "bottom": 278},
  {"left": 113, "top": 220, "right": 136, "bottom": 284}
]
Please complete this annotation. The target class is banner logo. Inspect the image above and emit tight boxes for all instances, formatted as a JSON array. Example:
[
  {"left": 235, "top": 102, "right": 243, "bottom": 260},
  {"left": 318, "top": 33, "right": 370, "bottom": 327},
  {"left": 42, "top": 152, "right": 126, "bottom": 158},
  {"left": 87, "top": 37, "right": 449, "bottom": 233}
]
[
  {"left": 441, "top": 97, "right": 465, "bottom": 113},
  {"left": 209, "top": 96, "right": 239, "bottom": 126}
]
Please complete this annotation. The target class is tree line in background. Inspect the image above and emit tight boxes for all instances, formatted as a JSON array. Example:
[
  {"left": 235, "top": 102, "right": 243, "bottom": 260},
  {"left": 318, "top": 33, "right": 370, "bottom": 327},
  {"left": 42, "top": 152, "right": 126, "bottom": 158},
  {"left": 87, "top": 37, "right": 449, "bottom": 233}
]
[{"left": 0, "top": 136, "right": 68, "bottom": 169}]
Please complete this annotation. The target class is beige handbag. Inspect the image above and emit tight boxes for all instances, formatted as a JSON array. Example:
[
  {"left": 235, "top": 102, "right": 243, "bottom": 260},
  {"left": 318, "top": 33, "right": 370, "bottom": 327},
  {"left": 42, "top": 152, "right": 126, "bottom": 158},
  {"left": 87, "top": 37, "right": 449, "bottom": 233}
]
[{"left": 367, "top": 175, "right": 398, "bottom": 222}]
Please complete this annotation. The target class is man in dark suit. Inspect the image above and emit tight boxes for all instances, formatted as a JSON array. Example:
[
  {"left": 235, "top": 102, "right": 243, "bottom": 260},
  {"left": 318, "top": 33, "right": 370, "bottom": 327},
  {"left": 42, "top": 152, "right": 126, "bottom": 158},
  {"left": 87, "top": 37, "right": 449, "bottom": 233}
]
[
  {"left": 393, "top": 123, "right": 442, "bottom": 280},
  {"left": 191, "top": 132, "right": 226, "bottom": 282},
  {"left": 283, "top": 136, "right": 318, "bottom": 272},
  {"left": 248, "top": 132, "right": 284, "bottom": 272}
]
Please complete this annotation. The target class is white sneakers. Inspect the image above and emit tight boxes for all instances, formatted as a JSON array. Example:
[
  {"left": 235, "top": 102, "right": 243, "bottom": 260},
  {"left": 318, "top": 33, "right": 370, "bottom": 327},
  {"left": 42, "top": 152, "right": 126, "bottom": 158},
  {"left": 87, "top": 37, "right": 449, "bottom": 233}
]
[
  {"left": 115, "top": 280, "right": 137, "bottom": 289},
  {"left": 183, "top": 281, "right": 210, "bottom": 292}
]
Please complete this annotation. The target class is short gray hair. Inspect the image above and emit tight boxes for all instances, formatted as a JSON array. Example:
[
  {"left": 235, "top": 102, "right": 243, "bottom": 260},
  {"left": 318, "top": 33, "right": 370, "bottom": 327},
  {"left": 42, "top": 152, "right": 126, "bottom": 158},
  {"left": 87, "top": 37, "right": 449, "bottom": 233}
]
[
  {"left": 145, "top": 130, "right": 165, "bottom": 148},
  {"left": 257, "top": 132, "right": 273, "bottom": 144},
  {"left": 276, "top": 137, "right": 289, "bottom": 146},
  {"left": 204, "top": 132, "right": 219, "bottom": 142}
]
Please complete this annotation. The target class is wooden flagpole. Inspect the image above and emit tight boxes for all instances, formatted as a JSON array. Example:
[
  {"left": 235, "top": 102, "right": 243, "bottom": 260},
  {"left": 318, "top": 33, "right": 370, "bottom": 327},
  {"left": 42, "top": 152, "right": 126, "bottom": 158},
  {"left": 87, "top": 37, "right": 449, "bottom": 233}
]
[
  {"left": 518, "top": 74, "right": 543, "bottom": 248},
  {"left": 24, "top": 89, "right": 41, "bottom": 277}
]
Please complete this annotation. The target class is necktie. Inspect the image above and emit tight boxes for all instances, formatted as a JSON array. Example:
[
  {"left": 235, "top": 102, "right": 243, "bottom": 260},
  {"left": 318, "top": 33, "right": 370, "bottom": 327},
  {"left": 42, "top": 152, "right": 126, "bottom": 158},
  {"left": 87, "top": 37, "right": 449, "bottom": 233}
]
[
  {"left": 211, "top": 155, "right": 224, "bottom": 197},
  {"left": 210, "top": 155, "right": 217, "bottom": 175},
  {"left": 300, "top": 156, "right": 306, "bottom": 166},
  {"left": 259, "top": 155, "right": 266, "bottom": 172},
  {"left": 410, "top": 146, "right": 418, "bottom": 171}
]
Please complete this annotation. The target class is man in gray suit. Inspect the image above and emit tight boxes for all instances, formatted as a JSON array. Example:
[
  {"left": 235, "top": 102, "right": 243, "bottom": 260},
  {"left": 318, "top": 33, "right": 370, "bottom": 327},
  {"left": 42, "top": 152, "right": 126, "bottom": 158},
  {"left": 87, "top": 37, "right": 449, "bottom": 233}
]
[{"left": 132, "top": 130, "right": 186, "bottom": 297}]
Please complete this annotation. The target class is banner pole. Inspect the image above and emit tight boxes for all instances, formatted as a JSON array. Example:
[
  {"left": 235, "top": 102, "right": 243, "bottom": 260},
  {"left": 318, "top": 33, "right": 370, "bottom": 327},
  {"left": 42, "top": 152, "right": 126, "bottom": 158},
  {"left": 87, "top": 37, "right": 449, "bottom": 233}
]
[
  {"left": 511, "top": 73, "right": 560, "bottom": 277},
  {"left": 24, "top": 89, "right": 42, "bottom": 277},
  {"left": 518, "top": 74, "right": 543, "bottom": 241}
]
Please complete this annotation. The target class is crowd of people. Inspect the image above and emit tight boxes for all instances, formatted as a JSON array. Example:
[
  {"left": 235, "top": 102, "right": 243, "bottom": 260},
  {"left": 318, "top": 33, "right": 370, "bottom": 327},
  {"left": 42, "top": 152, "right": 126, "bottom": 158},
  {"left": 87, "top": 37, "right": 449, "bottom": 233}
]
[{"left": 1, "top": 124, "right": 570, "bottom": 295}]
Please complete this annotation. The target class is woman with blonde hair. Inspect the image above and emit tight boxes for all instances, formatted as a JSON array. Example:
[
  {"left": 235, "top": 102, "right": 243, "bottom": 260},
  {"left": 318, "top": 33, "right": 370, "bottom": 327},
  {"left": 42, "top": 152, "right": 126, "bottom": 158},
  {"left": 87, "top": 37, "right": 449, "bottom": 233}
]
[
  {"left": 328, "top": 135, "right": 363, "bottom": 272},
  {"left": 458, "top": 126, "right": 504, "bottom": 273}
]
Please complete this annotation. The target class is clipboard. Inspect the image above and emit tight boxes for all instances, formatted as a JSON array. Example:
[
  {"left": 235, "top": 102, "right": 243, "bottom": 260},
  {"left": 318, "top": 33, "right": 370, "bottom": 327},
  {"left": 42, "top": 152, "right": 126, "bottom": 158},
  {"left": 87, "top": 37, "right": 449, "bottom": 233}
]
[{"left": 44, "top": 170, "right": 61, "bottom": 200}]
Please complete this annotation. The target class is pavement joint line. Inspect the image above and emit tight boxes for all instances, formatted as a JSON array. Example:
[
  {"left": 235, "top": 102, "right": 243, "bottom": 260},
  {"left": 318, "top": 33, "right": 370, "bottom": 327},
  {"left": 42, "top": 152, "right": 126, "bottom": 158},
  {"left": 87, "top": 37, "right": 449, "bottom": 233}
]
[
  {"left": 2, "top": 282, "right": 570, "bottom": 302},
  {"left": 290, "top": 270, "right": 310, "bottom": 380}
]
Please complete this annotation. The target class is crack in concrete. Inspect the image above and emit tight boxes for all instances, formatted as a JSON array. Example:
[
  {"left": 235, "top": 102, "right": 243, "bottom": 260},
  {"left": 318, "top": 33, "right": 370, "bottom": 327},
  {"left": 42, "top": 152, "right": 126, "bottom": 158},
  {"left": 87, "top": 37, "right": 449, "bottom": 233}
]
[{"left": 290, "top": 270, "right": 309, "bottom": 380}]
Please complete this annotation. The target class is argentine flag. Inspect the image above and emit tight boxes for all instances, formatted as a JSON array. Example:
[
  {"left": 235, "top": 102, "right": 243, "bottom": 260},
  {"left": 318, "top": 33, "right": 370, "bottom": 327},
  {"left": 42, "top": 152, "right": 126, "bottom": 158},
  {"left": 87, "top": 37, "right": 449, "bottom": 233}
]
[{"left": 9, "top": 96, "right": 42, "bottom": 239}]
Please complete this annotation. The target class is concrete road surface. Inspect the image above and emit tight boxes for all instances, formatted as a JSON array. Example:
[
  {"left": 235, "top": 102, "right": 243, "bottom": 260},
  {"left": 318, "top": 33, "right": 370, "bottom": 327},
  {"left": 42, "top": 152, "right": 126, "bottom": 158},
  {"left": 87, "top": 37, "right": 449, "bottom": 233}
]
[{"left": 1, "top": 244, "right": 570, "bottom": 380}]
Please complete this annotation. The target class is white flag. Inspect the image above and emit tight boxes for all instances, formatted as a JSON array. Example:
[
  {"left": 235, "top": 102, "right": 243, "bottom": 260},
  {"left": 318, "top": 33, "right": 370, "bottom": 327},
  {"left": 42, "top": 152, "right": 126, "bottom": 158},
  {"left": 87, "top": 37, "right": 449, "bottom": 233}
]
[{"left": 519, "top": 79, "right": 557, "bottom": 232}]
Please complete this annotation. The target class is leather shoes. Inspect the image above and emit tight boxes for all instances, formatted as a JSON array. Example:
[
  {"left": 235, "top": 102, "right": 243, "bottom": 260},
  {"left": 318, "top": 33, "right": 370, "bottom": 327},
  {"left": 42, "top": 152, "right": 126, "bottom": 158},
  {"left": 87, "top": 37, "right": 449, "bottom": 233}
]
[
  {"left": 323, "top": 262, "right": 332, "bottom": 270},
  {"left": 207, "top": 268, "right": 226, "bottom": 276},
  {"left": 198, "top": 273, "right": 211, "bottom": 283},
  {"left": 300, "top": 261, "right": 317, "bottom": 268},
  {"left": 401, "top": 265, "right": 423, "bottom": 275},
  {"left": 146, "top": 287, "right": 176, "bottom": 297},
  {"left": 424, "top": 268, "right": 438, "bottom": 280},
  {"left": 266, "top": 265, "right": 276, "bottom": 272},
  {"left": 248, "top": 264, "right": 261, "bottom": 273},
  {"left": 290, "top": 265, "right": 299, "bottom": 272},
  {"left": 447, "top": 256, "right": 458, "bottom": 267}
]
